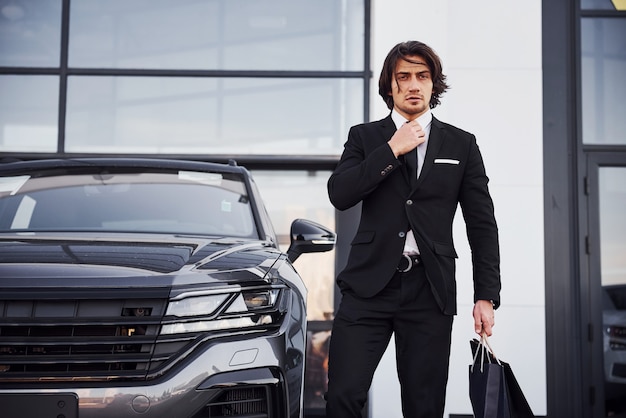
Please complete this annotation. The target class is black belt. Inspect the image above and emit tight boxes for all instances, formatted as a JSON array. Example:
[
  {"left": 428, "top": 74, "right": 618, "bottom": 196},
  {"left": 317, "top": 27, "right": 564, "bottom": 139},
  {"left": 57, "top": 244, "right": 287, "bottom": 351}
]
[{"left": 397, "top": 254, "right": 422, "bottom": 272}]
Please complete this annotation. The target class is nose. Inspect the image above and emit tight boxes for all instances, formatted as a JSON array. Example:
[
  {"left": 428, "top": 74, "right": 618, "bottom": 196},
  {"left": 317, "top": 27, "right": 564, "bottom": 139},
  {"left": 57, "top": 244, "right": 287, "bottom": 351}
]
[{"left": 408, "top": 75, "right": 420, "bottom": 91}]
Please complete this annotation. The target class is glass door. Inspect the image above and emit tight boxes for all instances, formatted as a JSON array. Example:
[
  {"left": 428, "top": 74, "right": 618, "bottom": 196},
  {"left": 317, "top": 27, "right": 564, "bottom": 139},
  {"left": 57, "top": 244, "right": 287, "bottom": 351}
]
[{"left": 587, "top": 154, "right": 626, "bottom": 418}]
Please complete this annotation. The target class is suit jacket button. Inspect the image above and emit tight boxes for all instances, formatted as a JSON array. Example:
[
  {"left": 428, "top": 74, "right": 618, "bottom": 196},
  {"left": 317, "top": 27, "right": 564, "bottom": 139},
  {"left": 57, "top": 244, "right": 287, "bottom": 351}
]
[
  {"left": 406, "top": 200, "right": 413, "bottom": 205},
  {"left": 380, "top": 170, "right": 386, "bottom": 176},
  {"left": 398, "top": 232, "right": 406, "bottom": 238}
]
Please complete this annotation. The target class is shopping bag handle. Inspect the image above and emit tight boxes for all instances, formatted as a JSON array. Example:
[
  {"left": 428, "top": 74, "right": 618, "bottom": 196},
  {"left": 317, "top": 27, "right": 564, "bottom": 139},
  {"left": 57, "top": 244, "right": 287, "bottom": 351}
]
[{"left": 471, "top": 332, "right": 502, "bottom": 373}]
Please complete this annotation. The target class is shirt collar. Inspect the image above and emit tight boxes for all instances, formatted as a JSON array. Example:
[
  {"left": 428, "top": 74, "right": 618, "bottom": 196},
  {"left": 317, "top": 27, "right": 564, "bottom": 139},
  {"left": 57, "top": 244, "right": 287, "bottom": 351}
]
[{"left": 391, "top": 108, "right": 433, "bottom": 130}]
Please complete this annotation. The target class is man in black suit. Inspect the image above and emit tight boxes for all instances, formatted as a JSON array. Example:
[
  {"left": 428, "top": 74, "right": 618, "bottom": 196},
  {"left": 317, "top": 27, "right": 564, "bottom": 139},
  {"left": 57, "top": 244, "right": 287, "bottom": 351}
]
[{"left": 325, "top": 40, "right": 501, "bottom": 418}]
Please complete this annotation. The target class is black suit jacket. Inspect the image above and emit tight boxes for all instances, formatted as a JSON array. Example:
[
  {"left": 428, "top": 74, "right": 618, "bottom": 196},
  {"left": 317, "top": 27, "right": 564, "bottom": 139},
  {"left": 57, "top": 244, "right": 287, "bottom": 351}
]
[{"left": 328, "top": 114, "right": 500, "bottom": 315}]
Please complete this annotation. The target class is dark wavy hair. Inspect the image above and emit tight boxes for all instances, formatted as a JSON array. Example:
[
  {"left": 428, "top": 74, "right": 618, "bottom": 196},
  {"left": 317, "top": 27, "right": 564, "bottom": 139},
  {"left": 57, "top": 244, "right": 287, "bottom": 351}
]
[{"left": 378, "top": 41, "right": 449, "bottom": 110}]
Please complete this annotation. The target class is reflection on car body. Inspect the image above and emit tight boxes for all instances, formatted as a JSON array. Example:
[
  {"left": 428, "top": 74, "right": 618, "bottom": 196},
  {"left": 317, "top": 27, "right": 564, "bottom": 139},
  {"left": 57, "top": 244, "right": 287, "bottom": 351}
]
[{"left": 0, "top": 158, "right": 335, "bottom": 418}]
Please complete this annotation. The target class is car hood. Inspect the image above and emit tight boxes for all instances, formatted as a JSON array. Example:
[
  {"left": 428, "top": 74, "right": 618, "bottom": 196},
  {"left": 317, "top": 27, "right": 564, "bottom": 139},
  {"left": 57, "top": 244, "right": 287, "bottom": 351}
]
[{"left": 0, "top": 233, "right": 284, "bottom": 287}]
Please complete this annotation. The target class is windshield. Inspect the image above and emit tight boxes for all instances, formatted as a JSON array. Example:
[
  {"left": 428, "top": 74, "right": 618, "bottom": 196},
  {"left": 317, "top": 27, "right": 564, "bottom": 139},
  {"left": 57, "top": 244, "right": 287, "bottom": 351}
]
[{"left": 0, "top": 170, "right": 257, "bottom": 238}]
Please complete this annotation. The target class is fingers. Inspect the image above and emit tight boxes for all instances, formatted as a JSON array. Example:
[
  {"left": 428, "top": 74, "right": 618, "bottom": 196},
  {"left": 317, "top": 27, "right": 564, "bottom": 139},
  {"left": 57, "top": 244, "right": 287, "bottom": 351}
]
[
  {"left": 473, "top": 300, "right": 495, "bottom": 336},
  {"left": 474, "top": 316, "right": 481, "bottom": 334},
  {"left": 389, "top": 121, "right": 425, "bottom": 156},
  {"left": 474, "top": 315, "right": 494, "bottom": 336},
  {"left": 403, "top": 120, "right": 426, "bottom": 143},
  {"left": 474, "top": 316, "right": 486, "bottom": 335},
  {"left": 481, "top": 318, "right": 494, "bottom": 337}
]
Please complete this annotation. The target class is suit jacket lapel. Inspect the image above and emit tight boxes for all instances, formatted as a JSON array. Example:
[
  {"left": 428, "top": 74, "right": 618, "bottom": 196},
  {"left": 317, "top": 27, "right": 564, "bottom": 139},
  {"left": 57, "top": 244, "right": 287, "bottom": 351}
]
[{"left": 379, "top": 113, "right": 397, "bottom": 142}]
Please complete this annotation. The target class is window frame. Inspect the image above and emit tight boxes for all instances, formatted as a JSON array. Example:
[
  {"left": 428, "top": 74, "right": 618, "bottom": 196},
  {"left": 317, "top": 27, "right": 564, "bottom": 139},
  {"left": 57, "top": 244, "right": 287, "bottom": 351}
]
[{"left": 0, "top": 0, "right": 372, "bottom": 167}]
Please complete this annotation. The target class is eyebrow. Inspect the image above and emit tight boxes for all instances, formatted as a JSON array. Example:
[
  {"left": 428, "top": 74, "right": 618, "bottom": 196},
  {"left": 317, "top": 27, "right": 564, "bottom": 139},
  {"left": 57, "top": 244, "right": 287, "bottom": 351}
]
[{"left": 395, "top": 69, "right": 431, "bottom": 76}]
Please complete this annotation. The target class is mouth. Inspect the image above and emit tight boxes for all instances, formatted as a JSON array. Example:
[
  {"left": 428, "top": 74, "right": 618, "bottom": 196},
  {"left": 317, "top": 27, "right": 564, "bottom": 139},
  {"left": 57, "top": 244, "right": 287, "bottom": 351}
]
[{"left": 406, "top": 96, "right": 422, "bottom": 102}]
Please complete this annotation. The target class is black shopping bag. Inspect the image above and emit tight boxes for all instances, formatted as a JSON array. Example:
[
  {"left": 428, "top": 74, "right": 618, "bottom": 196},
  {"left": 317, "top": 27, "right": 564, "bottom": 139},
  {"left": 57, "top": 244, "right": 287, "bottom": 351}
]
[
  {"left": 469, "top": 337, "right": 509, "bottom": 418},
  {"left": 502, "top": 361, "right": 534, "bottom": 418},
  {"left": 469, "top": 335, "right": 534, "bottom": 418}
]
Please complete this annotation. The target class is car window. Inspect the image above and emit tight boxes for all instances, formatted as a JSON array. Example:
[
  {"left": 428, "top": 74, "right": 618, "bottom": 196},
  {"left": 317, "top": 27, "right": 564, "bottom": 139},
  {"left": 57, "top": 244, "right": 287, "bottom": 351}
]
[{"left": 0, "top": 171, "right": 257, "bottom": 238}]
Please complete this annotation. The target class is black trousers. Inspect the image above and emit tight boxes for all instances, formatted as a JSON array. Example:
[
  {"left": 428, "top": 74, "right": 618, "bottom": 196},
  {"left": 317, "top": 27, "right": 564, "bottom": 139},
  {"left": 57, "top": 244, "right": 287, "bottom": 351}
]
[{"left": 325, "top": 265, "right": 454, "bottom": 418}]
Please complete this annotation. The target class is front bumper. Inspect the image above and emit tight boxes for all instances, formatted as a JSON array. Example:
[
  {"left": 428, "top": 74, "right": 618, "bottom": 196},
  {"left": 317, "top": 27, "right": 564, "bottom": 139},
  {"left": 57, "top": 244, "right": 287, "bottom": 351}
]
[{"left": 0, "top": 333, "right": 304, "bottom": 418}]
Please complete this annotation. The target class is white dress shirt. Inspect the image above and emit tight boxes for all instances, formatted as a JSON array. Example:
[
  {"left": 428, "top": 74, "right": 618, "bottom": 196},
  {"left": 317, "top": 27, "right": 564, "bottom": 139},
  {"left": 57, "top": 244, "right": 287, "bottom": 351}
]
[{"left": 391, "top": 109, "right": 433, "bottom": 255}]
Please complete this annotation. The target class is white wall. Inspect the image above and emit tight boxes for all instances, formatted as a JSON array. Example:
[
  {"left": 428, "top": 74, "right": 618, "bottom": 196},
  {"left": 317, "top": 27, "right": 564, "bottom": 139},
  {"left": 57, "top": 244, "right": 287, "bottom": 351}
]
[{"left": 368, "top": 1, "right": 546, "bottom": 416}]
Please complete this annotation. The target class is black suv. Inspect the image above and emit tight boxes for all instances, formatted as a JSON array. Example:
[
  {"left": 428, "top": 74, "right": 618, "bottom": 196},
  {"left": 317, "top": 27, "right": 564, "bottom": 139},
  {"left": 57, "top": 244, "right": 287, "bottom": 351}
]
[{"left": 0, "top": 158, "right": 335, "bottom": 418}]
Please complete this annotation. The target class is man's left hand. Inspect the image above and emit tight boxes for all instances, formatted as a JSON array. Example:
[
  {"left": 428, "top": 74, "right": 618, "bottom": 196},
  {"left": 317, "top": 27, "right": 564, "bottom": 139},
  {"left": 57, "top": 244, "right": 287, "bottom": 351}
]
[{"left": 473, "top": 300, "right": 495, "bottom": 336}]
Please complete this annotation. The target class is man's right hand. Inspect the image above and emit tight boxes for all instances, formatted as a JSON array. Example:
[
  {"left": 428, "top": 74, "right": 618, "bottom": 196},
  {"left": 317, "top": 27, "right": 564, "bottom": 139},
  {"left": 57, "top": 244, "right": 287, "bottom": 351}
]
[{"left": 388, "top": 120, "right": 426, "bottom": 158}]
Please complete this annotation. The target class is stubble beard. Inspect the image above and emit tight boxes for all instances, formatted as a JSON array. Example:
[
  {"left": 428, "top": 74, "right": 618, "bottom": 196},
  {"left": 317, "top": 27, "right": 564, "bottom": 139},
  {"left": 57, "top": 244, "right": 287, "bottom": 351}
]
[{"left": 397, "top": 100, "right": 428, "bottom": 119}]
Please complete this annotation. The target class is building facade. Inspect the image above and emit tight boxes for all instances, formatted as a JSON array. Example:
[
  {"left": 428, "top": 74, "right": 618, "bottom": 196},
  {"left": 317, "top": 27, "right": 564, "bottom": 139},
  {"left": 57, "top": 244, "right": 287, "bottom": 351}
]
[{"left": 1, "top": 0, "right": 625, "bottom": 417}]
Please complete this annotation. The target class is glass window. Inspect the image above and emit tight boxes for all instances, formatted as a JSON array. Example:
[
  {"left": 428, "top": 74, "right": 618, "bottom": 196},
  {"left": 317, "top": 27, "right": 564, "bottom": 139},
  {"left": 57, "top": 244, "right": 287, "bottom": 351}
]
[
  {"left": 599, "top": 167, "right": 626, "bottom": 287},
  {"left": 598, "top": 167, "right": 626, "bottom": 415},
  {"left": 68, "top": 0, "right": 365, "bottom": 71},
  {"left": 581, "top": 18, "right": 626, "bottom": 144},
  {"left": 581, "top": 0, "right": 626, "bottom": 10},
  {"left": 0, "top": 75, "right": 58, "bottom": 153},
  {"left": 0, "top": 0, "right": 62, "bottom": 67},
  {"left": 65, "top": 76, "right": 362, "bottom": 155},
  {"left": 250, "top": 170, "right": 335, "bottom": 321}
]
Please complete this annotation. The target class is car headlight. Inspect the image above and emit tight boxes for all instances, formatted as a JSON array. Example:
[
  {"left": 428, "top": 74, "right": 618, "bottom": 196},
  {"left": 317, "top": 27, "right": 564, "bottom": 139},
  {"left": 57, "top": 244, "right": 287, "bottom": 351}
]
[
  {"left": 230, "top": 289, "right": 280, "bottom": 312},
  {"left": 165, "top": 294, "right": 229, "bottom": 317},
  {"left": 161, "top": 288, "right": 284, "bottom": 335}
]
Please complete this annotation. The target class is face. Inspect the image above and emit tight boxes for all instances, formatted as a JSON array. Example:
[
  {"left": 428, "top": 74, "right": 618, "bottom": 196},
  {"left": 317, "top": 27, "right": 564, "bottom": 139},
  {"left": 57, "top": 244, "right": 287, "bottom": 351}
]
[{"left": 388, "top": 55, "right": 433, "bottom": 120}]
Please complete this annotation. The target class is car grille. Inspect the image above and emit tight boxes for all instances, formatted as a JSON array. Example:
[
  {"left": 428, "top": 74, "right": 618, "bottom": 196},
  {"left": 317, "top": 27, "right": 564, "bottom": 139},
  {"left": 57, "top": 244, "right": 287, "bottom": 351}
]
[
  {"left": 195, "top": 387, "right": 274, "bottom": 418},
  {"left": 0, "top": 288, "right": 193, "bottom": 383}
]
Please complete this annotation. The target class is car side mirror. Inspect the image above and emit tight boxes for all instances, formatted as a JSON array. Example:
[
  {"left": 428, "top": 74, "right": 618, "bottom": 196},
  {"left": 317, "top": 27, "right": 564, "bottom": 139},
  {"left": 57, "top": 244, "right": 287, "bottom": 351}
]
[{"left": 286, "top": 219, "right": 336, "bottom": 263}]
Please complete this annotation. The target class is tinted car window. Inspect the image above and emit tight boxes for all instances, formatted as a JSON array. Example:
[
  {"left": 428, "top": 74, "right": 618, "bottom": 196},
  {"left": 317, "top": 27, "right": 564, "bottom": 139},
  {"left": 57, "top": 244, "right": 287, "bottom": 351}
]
[{"left": 0, "top": 171, "right": 256, "bottom": 238}]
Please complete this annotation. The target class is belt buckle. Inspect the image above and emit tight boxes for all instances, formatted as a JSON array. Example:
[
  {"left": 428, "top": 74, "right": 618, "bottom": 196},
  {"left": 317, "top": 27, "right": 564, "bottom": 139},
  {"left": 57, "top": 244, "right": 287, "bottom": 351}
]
[{"left": 398, "top": 254, "right": 414, "bottom": 273}]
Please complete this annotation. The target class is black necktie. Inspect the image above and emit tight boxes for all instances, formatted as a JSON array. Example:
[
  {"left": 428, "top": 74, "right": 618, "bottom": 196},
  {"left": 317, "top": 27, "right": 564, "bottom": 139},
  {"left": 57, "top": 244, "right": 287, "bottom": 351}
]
[{"left": 405, "top": 147, "right": 418, "bottom": 187}]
